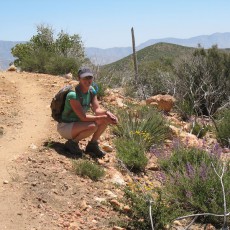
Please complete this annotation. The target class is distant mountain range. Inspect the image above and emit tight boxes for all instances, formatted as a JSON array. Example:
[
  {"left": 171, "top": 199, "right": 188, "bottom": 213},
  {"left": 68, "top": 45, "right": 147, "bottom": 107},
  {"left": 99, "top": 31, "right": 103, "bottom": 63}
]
[
  {"left": 1, "top": 32, "right": 230, "bottom": 70},
  {"left": 86, "top": 32, "right": 230, "bottom": 65}
]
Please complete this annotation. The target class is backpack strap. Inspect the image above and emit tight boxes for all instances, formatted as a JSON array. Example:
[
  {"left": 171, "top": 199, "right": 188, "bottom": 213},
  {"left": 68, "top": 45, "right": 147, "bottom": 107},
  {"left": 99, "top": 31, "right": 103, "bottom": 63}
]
[{"left": 75, "top": 85, "right": 84, "bottom": 105}]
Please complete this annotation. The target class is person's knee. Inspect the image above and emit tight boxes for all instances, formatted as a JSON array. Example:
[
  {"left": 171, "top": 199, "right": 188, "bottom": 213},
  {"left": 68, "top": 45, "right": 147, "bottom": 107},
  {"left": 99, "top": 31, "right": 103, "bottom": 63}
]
[
  {"left": 99, "top": 121, "right": 109, "bottom": 127},
  {"left": 88, "top": 122, "right": 98, "bottom": 132}
]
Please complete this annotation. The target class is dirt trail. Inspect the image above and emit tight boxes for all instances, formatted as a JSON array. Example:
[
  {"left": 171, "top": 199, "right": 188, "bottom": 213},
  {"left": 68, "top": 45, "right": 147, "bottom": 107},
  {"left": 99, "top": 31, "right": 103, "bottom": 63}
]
[
  {"left": 0, "top": 72, "right": 51, "bottom": 229},
  {"left": 0, "top": 71, "right": 126, "bottom": 230},
  {"left": 0, "top": 72, "right": 50, "bottom": 182}
]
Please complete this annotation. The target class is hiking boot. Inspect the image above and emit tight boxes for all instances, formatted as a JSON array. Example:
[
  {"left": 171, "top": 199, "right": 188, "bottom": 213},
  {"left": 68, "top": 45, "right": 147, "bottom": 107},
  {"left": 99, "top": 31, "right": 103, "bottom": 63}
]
[
  {"left": 85, "top": 141, "right": 106, "bottom": 158},
  {"left": 65, "top": 140, "right": 83, "bottom": 157}
]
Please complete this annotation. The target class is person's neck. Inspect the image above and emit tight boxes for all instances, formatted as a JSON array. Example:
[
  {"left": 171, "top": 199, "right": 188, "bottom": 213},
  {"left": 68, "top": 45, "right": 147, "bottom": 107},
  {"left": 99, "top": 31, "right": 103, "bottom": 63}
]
[{"left": 79, "top": 84, "right": 89, "bottom": 94}]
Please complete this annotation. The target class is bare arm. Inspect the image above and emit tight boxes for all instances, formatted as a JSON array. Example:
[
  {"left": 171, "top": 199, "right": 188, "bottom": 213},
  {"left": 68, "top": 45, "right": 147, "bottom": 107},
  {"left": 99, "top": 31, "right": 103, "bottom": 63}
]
[
  {"left": 70, "top": 99, "right": 106, "bottom": 122},
  {"left": 92, "top": 96, "right": 118, "bottom": 124},
  {"left": 91, "top": 95, "right": 107, "bottom": 115}
]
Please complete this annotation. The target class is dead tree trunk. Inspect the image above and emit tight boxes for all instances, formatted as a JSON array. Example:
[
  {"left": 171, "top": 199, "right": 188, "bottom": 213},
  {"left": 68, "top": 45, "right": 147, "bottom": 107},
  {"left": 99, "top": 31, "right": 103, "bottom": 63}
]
[{"left": 131, "top": 27, "right": 138, "bottom": 82}]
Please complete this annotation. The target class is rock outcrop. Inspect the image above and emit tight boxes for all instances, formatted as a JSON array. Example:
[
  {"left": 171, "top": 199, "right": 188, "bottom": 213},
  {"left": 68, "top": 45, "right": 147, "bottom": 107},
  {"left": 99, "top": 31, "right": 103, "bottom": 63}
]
[{"left": 146, "top": 94, "right": 176, "bottom": 112}]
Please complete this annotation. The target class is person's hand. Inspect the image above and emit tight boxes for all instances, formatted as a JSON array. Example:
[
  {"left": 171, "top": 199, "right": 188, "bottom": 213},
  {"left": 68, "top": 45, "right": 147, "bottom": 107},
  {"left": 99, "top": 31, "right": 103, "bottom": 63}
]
[{"left": 106, "top": 111, "right": 118, "bottom": 124}]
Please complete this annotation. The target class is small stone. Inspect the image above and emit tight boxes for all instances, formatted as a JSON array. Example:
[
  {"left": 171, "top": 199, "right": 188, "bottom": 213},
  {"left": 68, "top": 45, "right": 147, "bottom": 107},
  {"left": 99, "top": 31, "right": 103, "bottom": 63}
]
[
  {"left": 110, "top": 199, "right": 122, "bottom": 208},
  {"left": 97, "top": 159, "right": 105, "bottom": 165},
  {"left": 104, "top": 190, "right": 117, "bottom": 198},
  {"left": 29, "top": 143, "right": 37, "bottom": 150},
  {"left": 94, "top": 197, "right": 107, "bottom": 203},
  {"left": 102, "top": 144, "right": 113, "bottom": 152},
  {"left": 173, "top": 220, "right": 182, "bottom": 226},
  {"left": 223, "top": 148, "right": 230, "bottom": 153},
  {"left": 123, "top": 205, "right": 131, "bottom": 212},
  {"left": 37, "top": 204, "right": 43, "bottom": 209},
  {"left": 75, "top": 210, "right": 81, "bottom": 217},
  {"left": 7, "top": 65, "right": 17, "bottom": 72},
  {"left": 205, "top": 223, "right": 215, "bottom": 230},
  {"left": 63, "top": 222, "right": 70, "bottom": 227},
  {"left": 164, "top": 224, "right": 170, "bottom": 229},
  {"left": 147, "top": 163, "right": 159, "bottom": 171},
  {"left": 80, "top": 200, "right": 88, "bottom": 210},
  {"left": 112, "top": 226, "right": 125, "bottom": 230},
  {"left": 70, "top": 222, "right": 79, "bottom": 228},
  {"left": 3, "top": 180, "right": 9, "bottom": 184},
  {"left": 31, "top": 182, "right": 37, "bottom": 186},
  {"left": 111, "top": 173, "right": 126, "bottom": 186}
]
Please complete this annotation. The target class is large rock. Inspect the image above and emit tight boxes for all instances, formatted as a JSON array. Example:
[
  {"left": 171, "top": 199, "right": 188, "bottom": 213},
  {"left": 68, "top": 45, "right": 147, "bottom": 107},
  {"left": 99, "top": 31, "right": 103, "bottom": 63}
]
[
  {"left": 169, "top": 125, "right": 201, "bottom": 147},
  {"left": 7, "top": 65, "right": 17, "bottom": 72},
  {"left": 146, "top": 94, "right": 176, "bottom": 112}
]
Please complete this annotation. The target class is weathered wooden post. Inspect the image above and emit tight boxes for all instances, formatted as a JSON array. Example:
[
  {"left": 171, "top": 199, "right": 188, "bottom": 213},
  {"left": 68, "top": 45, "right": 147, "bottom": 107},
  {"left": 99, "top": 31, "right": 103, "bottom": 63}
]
[{"left": 131, "top": 27, "right": 138, "bottom": 82}]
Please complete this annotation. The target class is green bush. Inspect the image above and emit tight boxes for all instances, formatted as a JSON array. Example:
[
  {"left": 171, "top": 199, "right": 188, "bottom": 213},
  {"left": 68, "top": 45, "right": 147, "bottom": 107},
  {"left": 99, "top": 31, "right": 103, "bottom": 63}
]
[
  {"left": 113, "top": 106, "right": 169, "bottom": 150},
  {"left": 175, "top": 99, "right": 195, "bottom": 121},
  {"left": 12, "top": 25, "right": 85, "bottom": 75},
  {"left": 73, "top": 159, "right": 105, "bottom": 181},
  {"left": 158, "top": 146, "right": 230, "bottom": 227},
  {"left": 115, "top": 138, "right": 148, "bottom": 172},
  {"left": 191, "top": 121, "right": 210, "bottom": 138},
  {"left": 95, "top": 82, "right": 106, "bottom": 100},
  {"left": 121, "top": 188, "right": 180, "bottom": 230},
  {"left": 216, "top": 109, "right": 230, "bottom": 147},
  {"left": 45, "top": 55, "right": 80, "bottom": 75},
  {"left": 173, "top": 46, "right": 230, "bottom": 117}
]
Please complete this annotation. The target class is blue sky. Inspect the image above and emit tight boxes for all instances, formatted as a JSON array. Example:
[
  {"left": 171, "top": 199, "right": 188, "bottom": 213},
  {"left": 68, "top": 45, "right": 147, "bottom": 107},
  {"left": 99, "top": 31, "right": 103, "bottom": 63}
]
[{"left": 0, "top": 0, "right": 229, "bottom": 48}]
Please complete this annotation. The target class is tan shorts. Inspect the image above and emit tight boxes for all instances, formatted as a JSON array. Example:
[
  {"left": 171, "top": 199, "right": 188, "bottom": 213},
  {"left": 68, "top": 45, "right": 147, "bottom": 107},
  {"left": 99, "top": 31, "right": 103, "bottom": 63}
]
[{"left": 57, "top": 122, "right": 75, "bottom": 140}]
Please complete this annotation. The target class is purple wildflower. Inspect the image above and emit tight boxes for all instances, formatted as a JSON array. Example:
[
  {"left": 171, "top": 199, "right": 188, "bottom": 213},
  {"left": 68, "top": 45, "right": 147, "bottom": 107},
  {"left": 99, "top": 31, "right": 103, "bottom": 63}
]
[
  {"left": 172, "top": 138, "right": 181, "bottom": 150},
  {"left": 150, "top": 146, "right": 170, "bottom": 159},
  {"left": 156, "top": 172, "right": 166, "bottom": 184},
  {"left": 209, "top": 143, "right": 222, "bottom": 159},
  {"left": 149, "top": 145, "right": 161, "bottom": 157},
  {"left": 186, "top": 162, "right": 195, "bottom": 178},
  {"left": 185, "top": 191, "right": 193, "bottom": 199},
  {"left": 199, "top": 163, "right": 208, "bottom": 181}
]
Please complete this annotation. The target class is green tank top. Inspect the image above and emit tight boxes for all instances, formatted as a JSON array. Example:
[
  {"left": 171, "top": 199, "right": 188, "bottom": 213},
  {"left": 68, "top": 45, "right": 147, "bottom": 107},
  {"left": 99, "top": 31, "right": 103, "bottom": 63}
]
[{"left": 61, "top": 87, "right": 96, "bottom": 123}]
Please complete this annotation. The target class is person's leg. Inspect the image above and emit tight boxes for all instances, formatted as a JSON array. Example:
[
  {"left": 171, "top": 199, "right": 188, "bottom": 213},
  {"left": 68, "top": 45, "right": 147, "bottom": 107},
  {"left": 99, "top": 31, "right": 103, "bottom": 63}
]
[
  {"left": 85, "top": 120, "right": 109, "bottom": 158},
  {"left": 91, "top": 122, "right": 108, "bottom": 141},
  {"left": 71, "top": 122, "right": 98, "bottom": 142}
]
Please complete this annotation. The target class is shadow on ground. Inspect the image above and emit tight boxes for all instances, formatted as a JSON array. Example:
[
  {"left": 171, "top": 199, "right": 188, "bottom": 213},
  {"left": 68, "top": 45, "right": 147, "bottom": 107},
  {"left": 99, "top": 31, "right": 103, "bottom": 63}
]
[{"left": 43, "top": 141, "right": 82, "bottom": 159}]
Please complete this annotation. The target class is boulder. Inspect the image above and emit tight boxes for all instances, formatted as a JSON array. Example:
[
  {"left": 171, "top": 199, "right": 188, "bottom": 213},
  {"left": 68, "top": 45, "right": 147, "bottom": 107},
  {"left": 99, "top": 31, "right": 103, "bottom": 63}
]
[
  {"left": 146, "top": 94, "right": 176, "bottom": 112},
  {"left": 63, "top": 73, "right": 72, "bottom": 79},
  {"left": 169, "top": 125, "right": 201, "bottom": 147},
  {"left": 180, "top": 132, "right": 200, "bottom": 147},
  {"left": 7, "top": 65, "right": 17, "bottom": 72}
]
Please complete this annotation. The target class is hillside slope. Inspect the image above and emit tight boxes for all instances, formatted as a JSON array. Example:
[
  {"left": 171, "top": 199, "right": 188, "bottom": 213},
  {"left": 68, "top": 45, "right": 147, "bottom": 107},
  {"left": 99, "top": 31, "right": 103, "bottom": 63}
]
[{"left": 102, "top": 42, "right": 195, "bottom": 76}]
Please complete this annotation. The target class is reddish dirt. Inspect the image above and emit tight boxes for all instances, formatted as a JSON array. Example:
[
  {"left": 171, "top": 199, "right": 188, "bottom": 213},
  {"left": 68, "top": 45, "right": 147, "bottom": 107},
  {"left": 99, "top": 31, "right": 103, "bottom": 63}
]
[
  {"left": 0, "top": 71, "right": 226, "bottom": 230},
  {"left": 0, "top": 71, "right": 129, "bottom": 230}
]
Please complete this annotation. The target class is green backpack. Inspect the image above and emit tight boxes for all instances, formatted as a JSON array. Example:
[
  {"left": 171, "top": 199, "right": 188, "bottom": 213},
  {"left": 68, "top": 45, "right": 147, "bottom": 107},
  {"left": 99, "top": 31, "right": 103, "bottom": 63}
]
[{"left": 50, "top": 84, "right": 95, "bottom": 122}]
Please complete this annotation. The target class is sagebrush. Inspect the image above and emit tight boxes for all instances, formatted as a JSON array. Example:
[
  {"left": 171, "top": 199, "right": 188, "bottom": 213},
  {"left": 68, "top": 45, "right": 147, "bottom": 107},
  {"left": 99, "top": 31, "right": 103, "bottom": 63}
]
[
  {"left": 158, "top": 146, "right": 230, "bottom": 227},
  {"left": 73, "top": 159, "right": 105, "bottom": 181}
]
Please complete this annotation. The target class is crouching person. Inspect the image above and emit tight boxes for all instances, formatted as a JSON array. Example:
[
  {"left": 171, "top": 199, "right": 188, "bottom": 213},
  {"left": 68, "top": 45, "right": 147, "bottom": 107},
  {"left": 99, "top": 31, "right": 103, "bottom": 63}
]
[{"left": 57, "top": 67, "right": 118, "bottom": 158}]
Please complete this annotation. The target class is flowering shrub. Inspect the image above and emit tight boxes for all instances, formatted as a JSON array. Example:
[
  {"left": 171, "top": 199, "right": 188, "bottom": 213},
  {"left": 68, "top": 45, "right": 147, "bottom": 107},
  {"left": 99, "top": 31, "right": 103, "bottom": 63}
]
[
  {"left": 121, "top": 188, "right": 179, "bottom": 230},
  {"left": 158, "top": 146, "right": 230, "bottom": 227},
  {"left": 113, "top": 105, "right": 169, "bottom": 150},
  {"left": 115, "top": 138, "right": 148, "bottom": 172}
]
